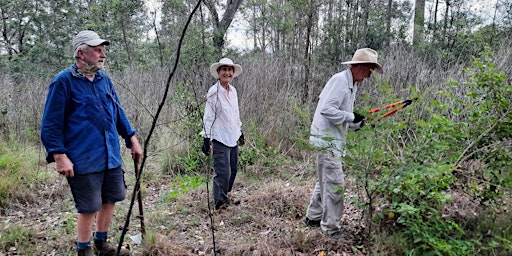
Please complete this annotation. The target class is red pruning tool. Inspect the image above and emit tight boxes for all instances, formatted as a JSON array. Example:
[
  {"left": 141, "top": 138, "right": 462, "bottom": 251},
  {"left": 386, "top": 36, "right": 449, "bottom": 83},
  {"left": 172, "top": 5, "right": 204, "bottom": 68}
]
[{"left": 368, "top": 98, "right": 417, "bottom": 122}]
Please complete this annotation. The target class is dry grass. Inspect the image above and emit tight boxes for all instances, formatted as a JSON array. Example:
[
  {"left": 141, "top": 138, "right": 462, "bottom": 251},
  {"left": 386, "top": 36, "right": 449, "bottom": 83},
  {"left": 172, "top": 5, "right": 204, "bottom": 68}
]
[
  {"left": 0, "top": 152, "right": 369, "bottom": 255},
  {"left": 135, "top": 159, "right": 369, "bottom": 255}
]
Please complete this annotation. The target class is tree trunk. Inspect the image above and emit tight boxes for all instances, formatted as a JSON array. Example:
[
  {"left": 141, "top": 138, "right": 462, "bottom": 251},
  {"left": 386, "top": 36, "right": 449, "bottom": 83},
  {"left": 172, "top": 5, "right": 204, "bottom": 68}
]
[
  {"left": 359, "top": 0, "right": 371, "bottom": 47},
  {"left": 413, "top": 0, "right": 425, "bottom": 45},
  {"left": 303, "top": 0, "right": 315, "bottom": 104},
  {"left": 433, "top": 0, "right": 439, "bottom": 43},
  {"left": 203, "top": 0, "right": 243, "bottom": 58},
  {"left": 442, "top": 0, "right": 450, "bottom": 45},
  {"left": 120, "top": 21, "right": 132, "bottom": 64},
  {"left": 386, "top": 0, "right": 393, "bottom": 47}
]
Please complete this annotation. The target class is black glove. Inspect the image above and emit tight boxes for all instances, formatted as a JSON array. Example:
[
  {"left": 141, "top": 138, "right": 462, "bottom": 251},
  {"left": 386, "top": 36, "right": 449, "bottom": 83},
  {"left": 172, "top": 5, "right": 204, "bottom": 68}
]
[
  {"left": 353, "top": 112, "right": 365, "bottom": 123},
  {"left": 202, "top": 138, "right": 211, "bottom": 155},
  {"left": 238, "top": 132, "right": 245, "bottom": 146},
  {"left": 355, "top": 119, "right": 365, "bottom": 131}
]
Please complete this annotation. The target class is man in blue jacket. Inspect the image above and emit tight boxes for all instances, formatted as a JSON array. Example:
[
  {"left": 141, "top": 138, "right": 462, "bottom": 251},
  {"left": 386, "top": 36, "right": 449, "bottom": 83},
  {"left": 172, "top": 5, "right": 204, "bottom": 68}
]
[{"left": 41, "top": 30, "right": 142, "bottom": 256}]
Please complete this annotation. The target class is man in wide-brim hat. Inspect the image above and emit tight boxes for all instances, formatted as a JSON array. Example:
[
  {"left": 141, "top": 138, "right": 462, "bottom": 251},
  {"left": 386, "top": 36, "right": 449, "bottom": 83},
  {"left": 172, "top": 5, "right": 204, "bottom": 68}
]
[{"left": 304, "top": 48, "right": 383, "bottom": 239}]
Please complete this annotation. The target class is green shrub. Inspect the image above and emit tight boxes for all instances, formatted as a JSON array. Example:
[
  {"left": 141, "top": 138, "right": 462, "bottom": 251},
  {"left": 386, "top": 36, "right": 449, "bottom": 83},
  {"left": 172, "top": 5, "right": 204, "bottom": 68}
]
[
  {"left": 0, "top": 224, "right": 36, "bottom": 253},
  {"left": 345, "top": 50, "right": 511, "bottom": 255},
  {"left": 161, "top": 174, "right": 204, "bottom": 201}
]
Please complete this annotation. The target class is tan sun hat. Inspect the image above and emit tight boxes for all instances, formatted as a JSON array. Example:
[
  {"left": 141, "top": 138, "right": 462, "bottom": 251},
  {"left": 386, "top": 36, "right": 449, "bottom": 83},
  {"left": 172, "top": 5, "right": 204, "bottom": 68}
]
[
  {"left": 341, "top": 48, "right": 383, "bottom": 74},
  {"left": 210, "top": 58, "right": 243, "bottom": 79}
]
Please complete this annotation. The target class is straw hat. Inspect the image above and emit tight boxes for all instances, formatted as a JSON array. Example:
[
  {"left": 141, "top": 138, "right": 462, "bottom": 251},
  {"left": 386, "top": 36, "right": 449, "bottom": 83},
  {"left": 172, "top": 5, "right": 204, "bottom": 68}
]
[
  {"left": 341, "top": 48, "right": 383, "bottom": 74},
  {"left": 210, "top": 58, "right": 243, "bottom": 79}
]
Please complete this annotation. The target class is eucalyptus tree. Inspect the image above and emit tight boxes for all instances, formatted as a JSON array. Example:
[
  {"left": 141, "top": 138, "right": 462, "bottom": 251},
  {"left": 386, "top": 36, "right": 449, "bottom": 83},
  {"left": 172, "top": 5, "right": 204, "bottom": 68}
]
[
  {"left": 0, "top": 0, "right": 36, "bottom": 58},
  {"left": 159, "top": 0, "right": 191, "bottom": 62},
  {"left": 0, "top": 0, "right": 83, "bottom": 76},
  {"left": 77, "top": 0, "right": 148, "bottom": 70},
  {"left": 312, "top": 0, "right": 410, "bottom": 67},
  {"left": 413, "top": 0, "right": 425, "bottom": 45},
  {"left": 31, "top": 0, "right": 83, "bottom": 72},
  {"left": 159, "top": 0, "right": 219, "bottom": 73},
  {"left": 242, "top": 0, "right": 271, "bottom": 53},
  {"left": 365, "top": 0, "right": 411, "bottom": 50},
  {"left": 203, "top": 0, "right": 243, "bottom": 58},
  {"left": 1, "top": 0, "right": 148, "bottom": 75},
  {"left": 420, "top": 0, "right": 491, "bottom": 62}
]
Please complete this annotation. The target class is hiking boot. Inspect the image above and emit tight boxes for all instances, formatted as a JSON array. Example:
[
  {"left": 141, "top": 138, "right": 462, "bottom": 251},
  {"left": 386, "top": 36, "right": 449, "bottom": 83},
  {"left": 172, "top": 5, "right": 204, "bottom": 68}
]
[
  {"left": 226, "top": 197, "right": 241, "bottom": 206},
  {"left": 94, "top": 238, "right": 130, "bottom": 256},
  {"left": 325, "top": 230, "right": 345, "bottom": 240},
  {"left": 304, "top": 217, "right": 321, "bottom": 227},
  {"left": 77, "top": 246, "right": 94, "bottom": 256},
  {"left": 215, "top": 201, "right": 227, "bottom": 210}
]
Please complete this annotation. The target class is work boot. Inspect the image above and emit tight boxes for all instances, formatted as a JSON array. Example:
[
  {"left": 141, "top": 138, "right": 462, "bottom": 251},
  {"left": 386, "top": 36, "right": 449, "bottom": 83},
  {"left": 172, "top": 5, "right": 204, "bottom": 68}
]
[
  {"left": 304, "top": 217, "right": 321, "bottom": 227},
  {"left": 215, "top": 201, "right": 227, "bottom": 210},
  {"left": 94, "top": 238, "right": 130, "bottom": 256},
  {"left": 77, "top": 246, "right": 94, "bottom": 256},
  {"left": 324, "top": 230, "right": 345, "bottom": 240},
  {"left": 225, "top": 197, "right": 241, "bottom": 206}
]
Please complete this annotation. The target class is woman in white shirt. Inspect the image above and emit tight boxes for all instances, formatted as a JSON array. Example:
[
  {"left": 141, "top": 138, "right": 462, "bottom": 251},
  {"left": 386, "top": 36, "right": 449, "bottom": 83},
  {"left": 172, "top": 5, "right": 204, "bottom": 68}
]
[{"left": 201, "top": 57, "right": 244, "bottom": 210}]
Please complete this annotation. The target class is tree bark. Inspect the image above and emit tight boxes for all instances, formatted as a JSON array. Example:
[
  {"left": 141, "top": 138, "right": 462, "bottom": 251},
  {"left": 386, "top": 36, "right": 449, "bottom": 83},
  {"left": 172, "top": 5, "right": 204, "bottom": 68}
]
[
  {"left": 203, "top": 0, "right": 243, "bottom": 57},
  {"left": 359, "top": 0, "right": 371, "bottom": 47},
  {"left": 433, "top": 0, "right": 439, "bottom": 43},
  {"left": 413, "top": 0, "right": 425, "bottom": 45},
  {"left": 303, "top": 0, "right": 315, "bottom": 104},
  {"left": 386, "top": 0, "right": 393, "bottom": 47}
]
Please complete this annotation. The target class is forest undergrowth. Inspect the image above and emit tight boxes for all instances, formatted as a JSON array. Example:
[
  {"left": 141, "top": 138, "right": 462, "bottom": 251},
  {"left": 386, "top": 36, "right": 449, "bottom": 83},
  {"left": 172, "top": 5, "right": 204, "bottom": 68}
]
[{"left": 0, "top": 47, "right": 511, "bottom": 255}]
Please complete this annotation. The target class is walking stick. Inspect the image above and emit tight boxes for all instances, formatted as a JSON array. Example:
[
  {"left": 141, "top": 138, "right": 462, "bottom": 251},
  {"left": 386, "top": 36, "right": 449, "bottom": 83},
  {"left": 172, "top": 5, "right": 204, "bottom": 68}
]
[
  {"left": 134, "top": 160, "right": 146, "bottom": 236},
  {"left": 116, "top": 160, "right": 145, "bottom": 255}
]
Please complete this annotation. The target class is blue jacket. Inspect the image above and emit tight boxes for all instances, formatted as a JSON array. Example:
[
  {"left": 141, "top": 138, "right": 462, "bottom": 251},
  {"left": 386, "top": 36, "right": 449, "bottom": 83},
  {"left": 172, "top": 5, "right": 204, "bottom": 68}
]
[{"left": 41, "top": 64, "right": 136, "bottom": 174}]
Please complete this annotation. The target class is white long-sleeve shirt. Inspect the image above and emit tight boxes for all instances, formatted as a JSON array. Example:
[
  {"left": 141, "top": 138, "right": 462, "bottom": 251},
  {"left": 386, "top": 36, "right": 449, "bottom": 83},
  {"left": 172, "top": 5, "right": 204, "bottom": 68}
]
[
  {"left": 310, "top": 69, "right": 357, "bottom": 156},
  {"left": 201, "top": 81, "right": 242, "bottom": 147}
]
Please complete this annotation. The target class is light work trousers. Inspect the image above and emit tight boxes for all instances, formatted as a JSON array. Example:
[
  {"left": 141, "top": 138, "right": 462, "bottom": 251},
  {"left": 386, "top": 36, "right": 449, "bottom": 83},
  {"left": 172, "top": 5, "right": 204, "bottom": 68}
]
[{"left": 306, "top": 151, "right": 345, "bottom": 234}]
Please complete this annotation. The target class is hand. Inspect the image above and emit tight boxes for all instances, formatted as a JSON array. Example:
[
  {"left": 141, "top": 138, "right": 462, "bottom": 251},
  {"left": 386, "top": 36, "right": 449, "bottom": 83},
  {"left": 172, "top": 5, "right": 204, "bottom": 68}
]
[
  {"left": 238, "top": 132, "right": 245, "bottom": 146},
  {"left": 202, "top": 138, "right": 211, "bottom": 155},
  {"left": 54, "top": 153, "right": 74, "bottom": 177},
  {"left": 130, "top": 136, "right": 143, "bottom": 164},
  {"left": 353, "top": 112, "right": 365, "bottom": 123}
]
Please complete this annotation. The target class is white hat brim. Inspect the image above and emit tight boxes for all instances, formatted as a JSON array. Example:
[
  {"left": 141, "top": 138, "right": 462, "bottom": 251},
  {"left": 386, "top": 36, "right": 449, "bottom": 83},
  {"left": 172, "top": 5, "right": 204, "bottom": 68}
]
[{"left": 210, "top": 63, "right": 243, "bottom": 78}]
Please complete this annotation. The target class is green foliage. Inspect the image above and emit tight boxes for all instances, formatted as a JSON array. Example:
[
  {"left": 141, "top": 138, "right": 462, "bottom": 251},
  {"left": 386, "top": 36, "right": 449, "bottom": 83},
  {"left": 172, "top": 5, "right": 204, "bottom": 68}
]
[
  {"left": 451, "top": 51, "right": 512, "bottom": 204},
  {"left": 291, "top": 104, "right": 314, "bottom": 151},
  {"left": 461, "top": 209, "right": 512, "bottom": 255},
  {"left": 345, "top": 50, "right": 512, "bottom": 255},
  {"left": 158, "top": 82, "right": 208, "bottom": 175},
  {"left": 238, "top": 122, "right": 286, "bottom": 168},
  {"left": 0, "top": 142, "right": 41, "bottom": 207},
  {"left": 376, "top": 164, "right": 475, "bottom": 256},
  {"left": 0, "top": 224, "right": 36, "bottom": 253},
  {"left": 161, "top": 174, "right": 204, "bottom": 201},
  {"left": 347, "top": 113, "right": 478, "bottom": 255}
]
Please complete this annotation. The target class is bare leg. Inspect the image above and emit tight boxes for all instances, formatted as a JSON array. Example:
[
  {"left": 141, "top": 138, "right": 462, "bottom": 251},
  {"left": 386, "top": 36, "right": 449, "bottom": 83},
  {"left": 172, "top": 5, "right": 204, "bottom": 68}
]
[
  {"left": 96, "top": 203, "right": 115, "bottom": 232},
  {"left": 77, "top": 213, "right": 96, "bottom": 242}
]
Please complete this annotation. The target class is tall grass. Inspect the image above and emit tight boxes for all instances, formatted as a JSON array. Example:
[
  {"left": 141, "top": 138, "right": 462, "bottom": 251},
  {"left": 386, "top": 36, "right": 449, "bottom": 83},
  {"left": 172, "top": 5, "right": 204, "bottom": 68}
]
[{"left": 0, "top": 141, "right": 46, "bottom": 207}]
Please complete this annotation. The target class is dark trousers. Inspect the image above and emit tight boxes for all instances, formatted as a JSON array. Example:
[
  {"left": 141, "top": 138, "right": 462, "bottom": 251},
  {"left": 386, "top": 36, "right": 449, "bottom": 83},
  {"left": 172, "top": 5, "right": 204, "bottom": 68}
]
[{"left": 212, "top": 140, "right": 239, "bottom": 206}]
